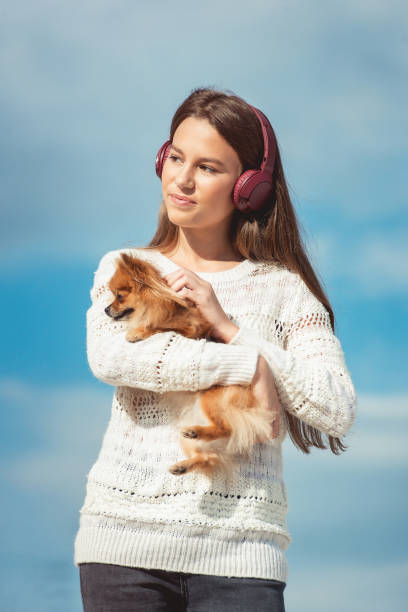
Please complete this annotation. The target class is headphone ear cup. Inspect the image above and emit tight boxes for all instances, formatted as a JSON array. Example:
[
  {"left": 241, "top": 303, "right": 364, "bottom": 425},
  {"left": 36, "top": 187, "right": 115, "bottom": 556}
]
[
  {"left": 233, "top": 169, "right": 273, "bottom": 213},
  {"left": 155, "top": 140, "right": 171, "bottom": 178},
  {"left": 232, "top": 170, "right": 259, "bottom": 204}
]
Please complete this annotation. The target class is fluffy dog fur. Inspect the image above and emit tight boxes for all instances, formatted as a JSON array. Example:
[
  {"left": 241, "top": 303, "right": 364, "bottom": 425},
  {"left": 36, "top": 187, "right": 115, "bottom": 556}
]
[{"left": 105, "top": 252, "right": 273, "bottom": 478}]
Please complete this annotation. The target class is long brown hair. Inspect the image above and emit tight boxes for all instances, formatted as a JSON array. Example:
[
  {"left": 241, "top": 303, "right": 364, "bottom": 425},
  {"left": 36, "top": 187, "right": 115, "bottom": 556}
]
[{"left": 140, "top": 86, "right": 348, "bottom": 455}]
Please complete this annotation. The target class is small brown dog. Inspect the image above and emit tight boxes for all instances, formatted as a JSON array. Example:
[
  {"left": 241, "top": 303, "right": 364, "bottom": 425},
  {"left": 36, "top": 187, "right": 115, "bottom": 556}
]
[{"left": 105, "top": 252, "right": 273, "bottom": 477}]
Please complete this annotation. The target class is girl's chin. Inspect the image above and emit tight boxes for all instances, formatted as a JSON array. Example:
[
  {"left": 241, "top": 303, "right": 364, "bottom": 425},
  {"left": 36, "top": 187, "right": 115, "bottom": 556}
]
[
  {"left": 166, "top": 205, "right": 198, "bottom": 220},
  {"left": 168, "top": 218, "right": 196, "bottom": 228}
]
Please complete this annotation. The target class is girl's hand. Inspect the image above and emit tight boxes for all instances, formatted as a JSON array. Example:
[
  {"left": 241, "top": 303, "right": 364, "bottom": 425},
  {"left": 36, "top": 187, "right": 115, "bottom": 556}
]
[
  {"left": 163, "top": 267, "right": 238, "bottom": 342},
  {"left": 252, "top": 355, "right": 281, "bottom": 439}
]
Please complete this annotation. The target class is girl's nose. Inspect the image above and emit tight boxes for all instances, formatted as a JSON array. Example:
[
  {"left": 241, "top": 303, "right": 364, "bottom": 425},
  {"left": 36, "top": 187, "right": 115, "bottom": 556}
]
[{"left": 175, "top": 164, "right": 194, "bottom": 190}]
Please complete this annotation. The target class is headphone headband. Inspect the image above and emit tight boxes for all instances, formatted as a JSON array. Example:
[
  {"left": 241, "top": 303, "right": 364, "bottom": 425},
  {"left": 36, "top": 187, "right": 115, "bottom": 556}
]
[
  {"left": 155, "top": 103, "right": 277, "bottom": 214},
  {"left": 248, "top": 105, "right": 277, "bottom": 177}
]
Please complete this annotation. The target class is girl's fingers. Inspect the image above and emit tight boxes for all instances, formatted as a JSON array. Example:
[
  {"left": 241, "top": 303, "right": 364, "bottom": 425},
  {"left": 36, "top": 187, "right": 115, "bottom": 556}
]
[
  {"left": 270, "top": 416, "right": 280, "bottom": 439},
  {"left": 165, "top": 268, "right": 198, "bottom": 284},
  {"left": 168, "top": 276, "right": 193, "bottom": 292}
]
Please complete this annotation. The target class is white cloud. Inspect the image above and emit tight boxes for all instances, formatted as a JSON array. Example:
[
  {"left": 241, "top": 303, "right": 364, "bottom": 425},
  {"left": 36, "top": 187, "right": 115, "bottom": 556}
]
[
  {"left": 340, "top": 394, "right": 408, "bottom": 466},
  {"left": 284, "top": 392, "right": 408, "bottom": 468},
  {"left": 308, "top": 229, "right": 408, "bottom": 297},
  {"left": 0, "top": 0, "right": 405, "bottom": 158},
  {"left": 285, "top": 560, "right": 408, "bottom": 612},
  {"left": 1, "top": 377, "right": 112, "bottom": 503},
  {"left": 355, "top": 235, "right": 408, "bottom": 295},
  {"left": 354, "top": 392, "right": 408, "bottom": 419}
]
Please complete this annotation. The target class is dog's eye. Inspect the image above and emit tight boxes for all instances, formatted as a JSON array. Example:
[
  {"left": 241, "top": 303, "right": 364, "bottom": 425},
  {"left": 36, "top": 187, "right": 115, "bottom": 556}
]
[{"left": 115, "top": 287, "right": 130, "bottom": 301}]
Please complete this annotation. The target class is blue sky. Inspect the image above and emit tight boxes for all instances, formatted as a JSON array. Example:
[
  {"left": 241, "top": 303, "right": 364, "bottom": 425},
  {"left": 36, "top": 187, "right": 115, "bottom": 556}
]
[{"left": 1, "top": 1, "right": 407, "bottom": 610}]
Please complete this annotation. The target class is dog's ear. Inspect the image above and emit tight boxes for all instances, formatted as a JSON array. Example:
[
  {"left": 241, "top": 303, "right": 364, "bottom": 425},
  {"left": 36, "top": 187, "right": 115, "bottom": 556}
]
[{"left": 119, "top": 252, "right": 146, "bottom": 275}]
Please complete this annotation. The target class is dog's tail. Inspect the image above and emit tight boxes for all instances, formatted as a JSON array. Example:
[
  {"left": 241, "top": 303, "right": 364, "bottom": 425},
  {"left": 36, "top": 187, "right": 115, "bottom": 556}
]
[{"left": 218, "top": 386, "right": 274, "bottom": 456}]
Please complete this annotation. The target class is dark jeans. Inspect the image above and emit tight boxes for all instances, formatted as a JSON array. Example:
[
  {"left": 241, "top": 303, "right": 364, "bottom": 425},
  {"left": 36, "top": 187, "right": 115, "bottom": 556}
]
[{"left": 79, "top": 562, "right": 286, "bottom": 611}]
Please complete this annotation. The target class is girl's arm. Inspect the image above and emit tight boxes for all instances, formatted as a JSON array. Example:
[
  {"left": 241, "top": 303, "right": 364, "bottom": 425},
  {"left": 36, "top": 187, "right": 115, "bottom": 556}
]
[
  {"left": 86, "top": 251, "right": 259, "bottom": 393},
  {"left": 228, "top": 276, "right": 357, "bottom": 438}
]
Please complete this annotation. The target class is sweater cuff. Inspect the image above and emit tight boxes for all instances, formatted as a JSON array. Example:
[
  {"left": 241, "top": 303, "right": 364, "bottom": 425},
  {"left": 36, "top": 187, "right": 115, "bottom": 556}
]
[
  {"left": 228, "top": 326, "right": 290, "bottom": 379},
  {"left": 199, "top": 341, "right": 259, "bottom": 388},
  {"left": 228, "top": 326, "right": 261, "bottom": 348}
]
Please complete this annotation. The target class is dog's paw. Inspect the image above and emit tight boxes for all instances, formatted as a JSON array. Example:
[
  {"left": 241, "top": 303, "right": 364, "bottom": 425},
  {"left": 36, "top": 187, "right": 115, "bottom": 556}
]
[
  {"left": 125, "top": 330, "right": 142, "bottom": 342},
  {"left": 169, "top": 463, "right": 188, "bottom": 475},
  {"left": 181, "top": 428, "right": 198, "bottom": 439}
]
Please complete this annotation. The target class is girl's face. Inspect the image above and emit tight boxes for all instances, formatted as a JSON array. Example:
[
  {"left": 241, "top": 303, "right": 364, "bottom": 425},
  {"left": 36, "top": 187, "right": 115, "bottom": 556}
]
[{"left": 161, "top": 116, "right": 242, "bottom": 230}]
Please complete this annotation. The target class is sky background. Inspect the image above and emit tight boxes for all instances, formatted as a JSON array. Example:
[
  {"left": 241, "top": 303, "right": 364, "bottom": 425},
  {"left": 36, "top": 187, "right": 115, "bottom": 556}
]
[{"left": 1, "top": 1, "right": 407, "bottom": 610}]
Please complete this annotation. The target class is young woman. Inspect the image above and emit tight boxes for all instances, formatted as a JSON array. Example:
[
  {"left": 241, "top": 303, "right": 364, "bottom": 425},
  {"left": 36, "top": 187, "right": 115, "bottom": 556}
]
[{"left": 74, "top": 87, "right": 356, "bottom": 611}]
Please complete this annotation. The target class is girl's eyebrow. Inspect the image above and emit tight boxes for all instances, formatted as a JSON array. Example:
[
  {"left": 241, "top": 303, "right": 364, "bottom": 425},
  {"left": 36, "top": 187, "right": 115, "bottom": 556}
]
[{"left": 170, "top": 144, "right": 226, "bottom": 169}]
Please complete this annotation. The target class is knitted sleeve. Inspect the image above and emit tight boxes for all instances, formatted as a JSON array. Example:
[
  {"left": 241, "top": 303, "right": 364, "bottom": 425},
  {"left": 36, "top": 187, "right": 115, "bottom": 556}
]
[
  {"left": 228, "top": 276, "right": 357, "bottom": 438},
  {"left": 86, "top": 250, "right": 259, "bottom": 392}
]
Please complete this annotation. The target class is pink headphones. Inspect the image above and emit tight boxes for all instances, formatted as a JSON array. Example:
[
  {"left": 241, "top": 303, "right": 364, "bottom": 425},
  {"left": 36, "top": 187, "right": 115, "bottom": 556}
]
[{"left": 155, "top": 105, "right": 277, "bottom": 214}]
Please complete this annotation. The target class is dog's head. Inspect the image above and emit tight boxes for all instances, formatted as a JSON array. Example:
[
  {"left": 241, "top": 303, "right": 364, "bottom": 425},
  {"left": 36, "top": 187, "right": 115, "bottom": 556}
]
[{"left": 105, "top": 252, "right": 189, "bottom": 321}]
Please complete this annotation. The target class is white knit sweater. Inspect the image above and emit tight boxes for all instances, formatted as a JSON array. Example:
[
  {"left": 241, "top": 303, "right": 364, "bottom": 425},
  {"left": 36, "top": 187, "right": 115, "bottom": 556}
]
[{"left": 74, "top": 247, "right": 356, "bottom": 583}]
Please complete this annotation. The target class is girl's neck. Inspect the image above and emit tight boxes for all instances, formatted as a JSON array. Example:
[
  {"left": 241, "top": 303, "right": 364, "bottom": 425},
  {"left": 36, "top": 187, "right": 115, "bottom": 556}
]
[
  {"left": 163, "top": 237, "right": 245, "bottom": 267},
  {"left": 166, "top": 229, "right": 242, "bottom": 266}
]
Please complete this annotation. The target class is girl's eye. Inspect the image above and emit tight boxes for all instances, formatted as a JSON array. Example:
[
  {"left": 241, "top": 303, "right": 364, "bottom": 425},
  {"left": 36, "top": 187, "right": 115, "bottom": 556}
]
[
  {"left": 200, "top": 165, "right": 216, "bottom": 174},
  {"left": 169, "top": 155, "right": 216, "bottom": 174},
  {"left": 169, "top": 154, "right": 181, "bottom": 163}
]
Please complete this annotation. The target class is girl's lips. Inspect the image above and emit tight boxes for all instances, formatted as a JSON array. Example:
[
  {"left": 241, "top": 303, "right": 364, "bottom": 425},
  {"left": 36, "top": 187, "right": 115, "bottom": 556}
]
[{"left": 169, "top": 194, "right": 196, "bottom": 207}]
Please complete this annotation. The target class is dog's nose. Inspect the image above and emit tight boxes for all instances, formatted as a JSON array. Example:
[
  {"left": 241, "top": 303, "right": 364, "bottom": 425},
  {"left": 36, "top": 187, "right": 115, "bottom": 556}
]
[{"left": 104, "top": 306, "right": 111, "bottom": 316}]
